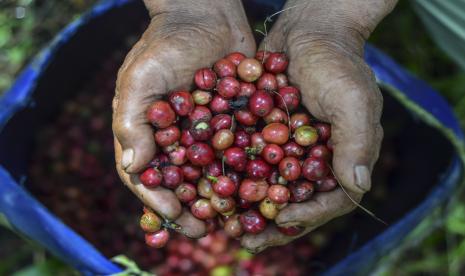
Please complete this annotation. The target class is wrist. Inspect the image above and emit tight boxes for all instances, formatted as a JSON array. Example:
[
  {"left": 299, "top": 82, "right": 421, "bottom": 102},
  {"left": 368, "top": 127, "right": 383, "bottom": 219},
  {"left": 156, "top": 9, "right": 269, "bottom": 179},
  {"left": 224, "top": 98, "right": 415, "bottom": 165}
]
[
  {"left": 143, "top": 0, "right": 248, "bottom": 27},
  {"left": 143, "top": 0, "right": 252, "bottom": 48},
  {"left": 276, "top": 0, "right": 398, "bottom": 54}
]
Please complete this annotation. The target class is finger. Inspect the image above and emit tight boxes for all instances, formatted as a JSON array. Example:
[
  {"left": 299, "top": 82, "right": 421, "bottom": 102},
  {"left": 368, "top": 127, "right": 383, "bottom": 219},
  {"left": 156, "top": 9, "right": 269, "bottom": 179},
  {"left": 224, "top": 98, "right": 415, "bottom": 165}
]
[
  {"left": 323, "top": 66, "right": 382, "bottom": 194},
  {"left": 297, "top": 56, "right": 383, "bottom": 194},
  {"left": 113, "top": 50, "right": 166, "bottom": 174},
  {"left": 257, "top": 25, "right": 285, "bottom": 53},
  {"left": 240, "top": 225, "right": 312, "bottom": 253},
  {"left": 275, "top": 188, "right": 361, "bottom": 227},
  {"left": 115, "top": 139, "right": 182, "bottom": 220},
  {"left": 174, "top": 209, "right": 207, "bottom": 239}
]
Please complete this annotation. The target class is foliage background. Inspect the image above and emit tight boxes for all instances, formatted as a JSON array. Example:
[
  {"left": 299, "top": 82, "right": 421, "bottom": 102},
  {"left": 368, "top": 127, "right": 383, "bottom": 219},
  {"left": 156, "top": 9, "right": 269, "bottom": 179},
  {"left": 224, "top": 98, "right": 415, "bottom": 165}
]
[{"left": 0, "top": 0, "right": 464, "bottom": 274}]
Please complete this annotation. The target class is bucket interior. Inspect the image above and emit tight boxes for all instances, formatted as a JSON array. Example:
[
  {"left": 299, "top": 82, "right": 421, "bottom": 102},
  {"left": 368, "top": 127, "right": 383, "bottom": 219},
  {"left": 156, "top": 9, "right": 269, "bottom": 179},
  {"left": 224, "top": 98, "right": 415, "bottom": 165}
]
[{"left": 0, "top": 0, "right": 455, "bottom": 273}]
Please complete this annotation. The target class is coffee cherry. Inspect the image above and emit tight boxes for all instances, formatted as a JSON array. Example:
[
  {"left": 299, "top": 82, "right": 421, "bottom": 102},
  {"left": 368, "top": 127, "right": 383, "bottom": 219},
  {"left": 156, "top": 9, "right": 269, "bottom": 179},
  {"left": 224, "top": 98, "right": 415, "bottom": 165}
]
[
  {"left": 217, "top": 77, "right": 240, "bottom": 99},
  {"left": 210, "top": 114, "right": 232, "bottom": 132},
  {"left": 191, "top": 199, "right": 217, "bottom": 220},
  {"left": 147, "top": 100, "right": 176, "bottom": 129},
  {"left": 308, "top": 145, "right": 332, "bottom": 162},
  {"left": 294, "top": 126, "right": 318, "bottom": 146},
  {"left": 279, "top": 157, "right": 301, "bottom": 181},
  {"left": 282, "top": 142, "right": 305, "bottom": 158},
  {"left": 210, "top": 194, "right": 235, "bottom": 214},
  {"left": 198, "top": 178, "right": 214, "bottom": 199},
  {"left": 224, "top": 214, "right": 243, "bottom": 238},
  {"left": 237, "top": 58, "right": 263, "bottom": 82},
  {"left": 192, "top": 89, "right": 213, "bottom": 105},
  {"left": 261, "top": 144, "right": 285, "bottom": 164},
  {"left": 205, "top": 160, "right": 223, "bottom": 177},
  {"left": 212, "top": 129, "right": 234, "bottom": 150},
  {"left": 264, "top": 108, "right": 289, "bottom": 125},
  {"left": 267, "top": 185, "right": 290, "bottom": 204},
  {"left": 209, "top": 95, "right": 230, "bottom": 114},
  {"left": 239, "top": 210, "right": 266, "bottom": 234},
  {"left": 246, "top": 159, "right": 272, "bottom": 179},
  {"left": 234, "top": 130, "right": 251, "bottom": 148},
  {"left": 256, "top": 73, "right": 278, "bottom": 91},
  {"left": 194, "top": 68, "right": 217, "bottom": 90},
  {"left": 181, "top": 164, "right": 202, "bottom": 182},
  {"left": 145, "top": 229, "right": 170, "bottom": 248},
  {"left": 214, "top": 58, "right": 236, "bottom": 78},
  {"left": 277, "top": 226, "right": 304, "bottom": 236},
  {"left": 224, "top": 147, "right": 247, "bottom": 172},
  {"left": 189, "top": 106, "right": 212, "bottom": 123},
  {"left": 290, "top": 113, "right": 311, "bottom": 132},
  {"left": 162, "top": 165, "right": 184, "bottom": 189},
  {"left": 314, "top": 123, "right": 331, "bottom": 143},
  {"left": 259, "top": 198, "right": 279, "bottom": 219},
  {"left": 140, "top": 167, "right": 163, "bottom": 188},
  {"left": 175, "top": 182, "right": 197, "bottom": 203},
  {"left": 187, "top": 143, "right": 215, "bottom": 166},
  {"left": 239, "top": 179, "right": 269, "bottom": 202},
  {"left": 225, "top": 52, "right": 246, "bottom": 66},
  {"left": 212, "top": 176, "right": 236, "bottom": 197},
  {"left": 190, "top": 121, "right": 213, "bottom": 141},
  {"left": 262, "top": 123, "right": 289, "bottom": 145},
  {"left": 289, "top": 181, "right": 315, "bottom": 203},
  {"left": 140, "top": 212, "right": 162, "bottom": 232},
  {"left": 168, "top": 91, "right": 195, "bottom": 116},
  {"left": 265, "top": 52, "right": 288, "bottom": 73},
  {"left": 275, "top": 86, "right": 300, "bottom": 111},
  {"left": 302, "top": 157, "right": 329, "bottom": 181},
  {"left": 249, "top": 90, "right": 274, "bottom": 117},
  {"left": 315, "top": 175, "right": 338, "bottom": 192}
]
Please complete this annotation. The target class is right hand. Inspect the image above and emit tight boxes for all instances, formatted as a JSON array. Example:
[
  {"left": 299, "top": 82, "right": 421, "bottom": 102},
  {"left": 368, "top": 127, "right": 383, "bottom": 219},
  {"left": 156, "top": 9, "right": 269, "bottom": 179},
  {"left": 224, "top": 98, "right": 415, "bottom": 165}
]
[{"left": 112, "top": 0, "right": 255, "bottom": 238}]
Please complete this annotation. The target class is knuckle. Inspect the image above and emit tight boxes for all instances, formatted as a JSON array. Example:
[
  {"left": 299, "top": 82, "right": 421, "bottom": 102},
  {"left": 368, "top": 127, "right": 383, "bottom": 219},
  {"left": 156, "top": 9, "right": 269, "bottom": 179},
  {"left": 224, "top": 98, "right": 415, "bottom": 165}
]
[{"left": 112, "top": 118, "right": 131, "bottom": 139}]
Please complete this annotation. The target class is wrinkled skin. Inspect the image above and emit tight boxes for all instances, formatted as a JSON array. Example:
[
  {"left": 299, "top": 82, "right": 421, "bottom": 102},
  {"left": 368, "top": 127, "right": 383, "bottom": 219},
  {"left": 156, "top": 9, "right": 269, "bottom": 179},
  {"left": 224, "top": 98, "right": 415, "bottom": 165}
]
[
  {"left": 113, "top": 0, "right": 255, "bottom": 238},
  {"left": 240, "top": 0, "right": 397, "bottom": 252},
  {"left": 113, "top": 0, "right": 396, "bottom": 246}
]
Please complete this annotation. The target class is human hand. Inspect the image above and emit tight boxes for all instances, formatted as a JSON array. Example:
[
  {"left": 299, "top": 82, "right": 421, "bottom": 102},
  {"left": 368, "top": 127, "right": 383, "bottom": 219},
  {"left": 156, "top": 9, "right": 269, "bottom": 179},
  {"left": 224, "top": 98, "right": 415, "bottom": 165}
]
[
  {"left": 241, "top": 0, "right": 397, "bottom": 252},
  {"left": 113, "top": 0, "right": 255, "bottom": 238}
]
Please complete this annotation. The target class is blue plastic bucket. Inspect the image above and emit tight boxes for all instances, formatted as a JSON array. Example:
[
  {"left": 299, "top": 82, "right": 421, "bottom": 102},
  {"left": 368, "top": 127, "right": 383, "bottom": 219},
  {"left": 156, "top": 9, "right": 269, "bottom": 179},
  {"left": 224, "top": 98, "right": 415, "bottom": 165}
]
[{"left": 0, "top": 0, "right": 464, "bottom": 275}]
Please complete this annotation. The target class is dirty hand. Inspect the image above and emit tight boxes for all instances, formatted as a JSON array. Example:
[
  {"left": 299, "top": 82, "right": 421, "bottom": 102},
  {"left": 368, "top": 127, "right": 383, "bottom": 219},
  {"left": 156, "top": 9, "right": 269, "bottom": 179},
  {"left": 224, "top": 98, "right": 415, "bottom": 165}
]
[
  {"left": 112, "top": 0, "right": 255, "bottom": 238},
  {"left": 241, "top": 0, "right": 397, "bottom": 252}
]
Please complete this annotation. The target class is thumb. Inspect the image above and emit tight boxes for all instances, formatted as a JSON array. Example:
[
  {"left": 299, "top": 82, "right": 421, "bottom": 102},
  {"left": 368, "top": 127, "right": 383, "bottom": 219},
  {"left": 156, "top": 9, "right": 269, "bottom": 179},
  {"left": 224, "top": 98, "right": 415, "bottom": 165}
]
[
  {"left": 113, "top": 59, "right": 166, "bottom": 173},
  {"left": 307, "top": 63, "right": 383, "bottom": 194}
]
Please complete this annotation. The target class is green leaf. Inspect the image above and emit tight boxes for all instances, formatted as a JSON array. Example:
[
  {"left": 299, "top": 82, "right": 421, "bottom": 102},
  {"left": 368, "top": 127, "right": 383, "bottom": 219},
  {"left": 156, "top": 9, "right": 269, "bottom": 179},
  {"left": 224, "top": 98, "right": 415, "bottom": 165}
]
[
  {"left": 413, "top": 0, "right": 465, "bottom": 71},
  {"left": 111, "top": 255, "right": 153, "bottom": 276},
  {"left": 12, "top": 258, "right": 75, "bottom": 276},
  {"left": 0, "top": 213, "right": 13, "bottom": 230}
]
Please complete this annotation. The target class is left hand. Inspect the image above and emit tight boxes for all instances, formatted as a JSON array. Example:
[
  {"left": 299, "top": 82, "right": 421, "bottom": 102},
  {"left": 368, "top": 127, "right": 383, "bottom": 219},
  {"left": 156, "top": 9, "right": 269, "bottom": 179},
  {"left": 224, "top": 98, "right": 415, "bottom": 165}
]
[{"left": 240, "top": 0, "right": 397, "bottom": 252}]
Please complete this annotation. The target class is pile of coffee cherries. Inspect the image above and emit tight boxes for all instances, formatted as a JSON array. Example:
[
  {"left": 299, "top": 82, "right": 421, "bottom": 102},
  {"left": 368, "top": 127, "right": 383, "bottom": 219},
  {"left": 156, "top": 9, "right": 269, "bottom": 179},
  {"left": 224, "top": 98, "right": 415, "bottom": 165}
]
[
  {"left": 154, "top": 230, "right": 317, "bottom": 275},
  {"left": 139, "top": 51, "right": 337, "bottom": 248}
]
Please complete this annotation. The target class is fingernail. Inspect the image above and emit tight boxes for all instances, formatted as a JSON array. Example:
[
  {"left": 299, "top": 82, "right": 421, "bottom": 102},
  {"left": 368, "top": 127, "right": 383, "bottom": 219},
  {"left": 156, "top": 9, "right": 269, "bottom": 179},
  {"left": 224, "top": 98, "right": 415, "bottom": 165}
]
[
  {"left": 122, "top": 148, "right": 134, "bottom": 169},
  {"left": 355, "top": 165, "right": 371, "bottom": 192}
]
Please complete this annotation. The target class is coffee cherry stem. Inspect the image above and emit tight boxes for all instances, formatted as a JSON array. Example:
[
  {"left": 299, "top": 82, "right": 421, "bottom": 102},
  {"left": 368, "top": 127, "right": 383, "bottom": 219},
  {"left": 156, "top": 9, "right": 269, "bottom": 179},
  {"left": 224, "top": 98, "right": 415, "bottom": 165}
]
[
  {"left": 245, "top": 147, "right": 260, "bottom": 157},
  {"left": 207, "top": 175, "right": 218, "bottom": 183},
  {"left": 327, "top": 164, "right": 387, "bottom": 226},
  {"left": 271, "top": 90, "right": 291, "bottom": 138},
  {"left": 255, "top": 3, "right": 306, "bottom": 65},
  {"left": 162, "top": 221, "right": 182, "bottom": 231}
]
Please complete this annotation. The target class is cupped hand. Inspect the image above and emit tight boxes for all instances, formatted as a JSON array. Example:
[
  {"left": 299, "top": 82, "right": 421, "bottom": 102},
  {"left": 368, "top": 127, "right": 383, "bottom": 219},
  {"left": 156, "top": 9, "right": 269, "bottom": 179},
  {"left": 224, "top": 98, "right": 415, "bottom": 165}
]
[
  {"left": 241, "top": 0, "right": 397, "bottom": 252},
  {"left": 113, "top": 0, "right": 255, "bottom": 238}
]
